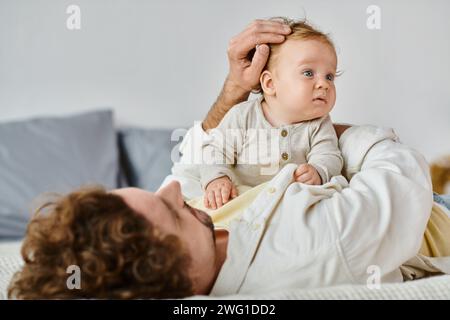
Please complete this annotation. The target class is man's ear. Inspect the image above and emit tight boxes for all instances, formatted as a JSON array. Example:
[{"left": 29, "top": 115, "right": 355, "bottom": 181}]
[{"left": 260, "top": 70, "right": 276, "bottom": 96}]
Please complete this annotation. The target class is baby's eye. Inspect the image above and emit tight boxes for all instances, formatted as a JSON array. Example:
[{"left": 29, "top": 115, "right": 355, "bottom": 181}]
[
  {"left": 303, "top": 70, "right": 314, "bottom": 77},
  {"left": 326, "top": 74, "right": 335, "bottom": 81}
]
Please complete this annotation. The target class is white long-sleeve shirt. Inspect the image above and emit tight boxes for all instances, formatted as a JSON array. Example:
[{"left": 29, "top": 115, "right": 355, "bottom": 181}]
[
  {"left": 162, "top": 123, "right": 433, "bottom": 295},
  {"left": 199, "top": 96, "right": 343, "bottom": 188}
]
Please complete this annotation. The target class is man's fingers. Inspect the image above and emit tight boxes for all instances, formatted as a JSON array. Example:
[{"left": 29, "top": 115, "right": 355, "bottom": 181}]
[
  {"left": 242, "top": 20, "right": 291, "bottom": 45},
  {"left": 246, "top": 19, "right": 291, "bottom": 35},
  {"left": 241, "top": 20, "right": 290, "bottom": 49},
  {"left": 231, "top": 33, "right": 286, "bottom": 60},
  {"left": 247, "top": 44, "right": 270, "bottom": 77},
  {"left": 233, "top": 19, "right": 290, "bottom": 53}
]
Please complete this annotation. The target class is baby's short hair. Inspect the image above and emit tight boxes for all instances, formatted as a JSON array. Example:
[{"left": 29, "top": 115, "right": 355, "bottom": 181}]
[{"left": 265, "top": 17, "right": 336, "bottom": 71}]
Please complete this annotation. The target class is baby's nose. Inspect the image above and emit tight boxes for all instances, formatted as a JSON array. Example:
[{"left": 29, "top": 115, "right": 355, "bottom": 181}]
[{"left": 316, "top": 81, "right": 329, "bottom": 90}]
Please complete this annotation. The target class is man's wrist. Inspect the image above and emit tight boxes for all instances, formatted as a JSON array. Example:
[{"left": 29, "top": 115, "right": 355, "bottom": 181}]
[
  {"left": 221, "top": 76, "right": 252, "bottom": 106},
  {"left": 202, "top": 76, "right": 250, "bottom": 131}
]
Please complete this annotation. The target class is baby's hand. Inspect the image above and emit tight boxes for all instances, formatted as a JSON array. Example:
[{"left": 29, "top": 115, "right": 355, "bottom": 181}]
[
  {"left": 204, "top": 176, "right": 238, "bottom": 209},
  {"left": 294, "top": 164, "right": 322, "bottom": 185}
]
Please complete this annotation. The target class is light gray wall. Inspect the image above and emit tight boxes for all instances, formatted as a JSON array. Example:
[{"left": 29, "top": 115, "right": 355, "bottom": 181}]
[{"left": 1, "top": 0, "right": 449, "bottom": 162}]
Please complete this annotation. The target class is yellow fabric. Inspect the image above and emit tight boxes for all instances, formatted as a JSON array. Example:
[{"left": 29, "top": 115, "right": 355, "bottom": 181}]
[
  {"left": 188, "top": 182, "right": 450, "bottom": 258},
  {"left": 187, "top": 182, "right": 269, "bottom": 230},
  {"left": 419, "top": 203, "right": 450, "bottom": 257}
]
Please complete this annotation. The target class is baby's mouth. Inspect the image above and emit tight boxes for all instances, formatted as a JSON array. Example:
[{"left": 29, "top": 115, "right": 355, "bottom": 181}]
[{"left": 313, "top": 97, "right": 327, "bottom": 103}]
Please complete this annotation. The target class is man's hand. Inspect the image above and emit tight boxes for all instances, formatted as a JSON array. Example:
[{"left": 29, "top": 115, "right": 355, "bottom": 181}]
[
  {"left": 202, "top": 20, "right": 291, "bottom": 131},
  {"left": 204, "top": 176, "right": 238, "bottom": 209},
  {"left": 294, "top": 164, "right": 322, "bottom": 185},
  {"left": 227, "top": 19, "right": 291, "bottom": 92}
]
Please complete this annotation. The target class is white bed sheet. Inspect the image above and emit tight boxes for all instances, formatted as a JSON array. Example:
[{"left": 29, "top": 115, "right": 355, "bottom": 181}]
[{"left": 1, "top": 241, "right": 449, "bottom": 300}]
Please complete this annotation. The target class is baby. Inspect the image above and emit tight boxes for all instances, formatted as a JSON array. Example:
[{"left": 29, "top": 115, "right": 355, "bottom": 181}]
[{"left": 201, "top": 18, "right": 343, "bottom": 209}]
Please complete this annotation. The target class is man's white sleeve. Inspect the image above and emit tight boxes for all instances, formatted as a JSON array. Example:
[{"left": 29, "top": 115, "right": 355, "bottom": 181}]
[
  {"left": 159, "top": 122, "right": 208, "bottom": 199},
  {"left": 327, "top": 125, "right": 433, "bottom": 283}
]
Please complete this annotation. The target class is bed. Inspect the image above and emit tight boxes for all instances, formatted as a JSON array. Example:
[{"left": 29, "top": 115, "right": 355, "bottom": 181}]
[{"left": 2, "top": 240, "right": 450, "bottom": 299}]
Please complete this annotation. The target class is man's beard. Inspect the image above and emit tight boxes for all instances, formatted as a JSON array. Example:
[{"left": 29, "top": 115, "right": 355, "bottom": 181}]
[{"left": 186, "top": 203, "right": 216, "bottom": 244}]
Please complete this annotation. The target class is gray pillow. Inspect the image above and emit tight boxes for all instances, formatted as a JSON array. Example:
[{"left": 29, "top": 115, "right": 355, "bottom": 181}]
[
  {"left": 0, "top": 110, "right": 120, "bottom": 240},
  {"left": 118, "top": 128, "right": 179, "bottom": 192}
]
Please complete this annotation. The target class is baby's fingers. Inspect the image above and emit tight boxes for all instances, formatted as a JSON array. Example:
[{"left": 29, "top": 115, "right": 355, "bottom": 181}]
[
  {"left": 203, "top": 194, "right": 210, "bottom": 208},
  {"left": 303, "top": 178, "right": 316, "bottom": 185},
  {"left": 215, "top": 189, "right": 223, "bottom": 208},
  {"left": 221, "top": 185, "right": 231, "bottom": 204},
  {"left": 297, "top": 171, "right": 312, "bottom": 183},
  {"left": 231, "top": 184, "right": 238, "bottom": 199},
  {"left": 208, "top": 190, "right": 217, "bottom": 209},
  {"left": 294, "top": 164, "right": 308, "bottom": 177}
]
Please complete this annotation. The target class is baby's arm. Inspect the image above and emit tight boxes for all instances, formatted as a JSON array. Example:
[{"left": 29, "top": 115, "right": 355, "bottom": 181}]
[
  {"left": 306, "top": 115, "right": 344, "bottom": 183},
  {"left": 200, "top": 106, "right": 245, "bottom": 207}
]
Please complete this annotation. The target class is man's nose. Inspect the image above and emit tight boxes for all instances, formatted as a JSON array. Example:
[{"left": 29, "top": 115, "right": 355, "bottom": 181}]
[
  {"left": 167, "top": 180, "right": 181, "bottom": 190},
  {"left": 160, "top": 180, "right": 183, "bottom": 206}
]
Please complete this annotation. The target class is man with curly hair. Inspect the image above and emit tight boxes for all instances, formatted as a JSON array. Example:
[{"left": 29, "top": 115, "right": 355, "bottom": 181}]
[{"left": 8, "top": 185, "right": 200, "bottom": 299}]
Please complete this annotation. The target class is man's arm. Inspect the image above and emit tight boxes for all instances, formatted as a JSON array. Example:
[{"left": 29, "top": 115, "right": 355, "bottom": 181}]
[
  {"left": 202, "top": 77, "right": 250, "bottom": 131},
  {"left": 163, "top": 20, "right": 290, "bottom": 195},
  {"left": 331, "top": 126, "right": 433, "bottom": 283},
  {"left": 202, "top": 20, "right": 291, "bottom": 131}
]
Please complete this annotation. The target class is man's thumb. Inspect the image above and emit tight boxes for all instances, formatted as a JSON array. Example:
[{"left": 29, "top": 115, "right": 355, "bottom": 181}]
[{"left": 251, "top": 44, "right": 270, "bottom": 72}]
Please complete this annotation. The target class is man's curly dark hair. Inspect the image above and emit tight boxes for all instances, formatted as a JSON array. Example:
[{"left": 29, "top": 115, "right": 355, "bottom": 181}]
[{"left": 7, "top": 186, "right": 193, "bottom": 299}]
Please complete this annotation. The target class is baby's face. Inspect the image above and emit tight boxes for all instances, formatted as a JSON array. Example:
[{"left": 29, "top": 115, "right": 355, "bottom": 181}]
[{"left": 271, "top": 39, "right": 337, "bottom": 121}]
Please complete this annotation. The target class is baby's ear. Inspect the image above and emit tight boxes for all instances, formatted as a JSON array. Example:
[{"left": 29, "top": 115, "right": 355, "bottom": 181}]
[{"left": 260, "top": 70, "right": 276, "bottom": 96}]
